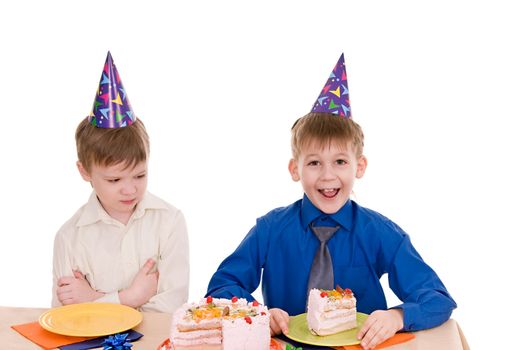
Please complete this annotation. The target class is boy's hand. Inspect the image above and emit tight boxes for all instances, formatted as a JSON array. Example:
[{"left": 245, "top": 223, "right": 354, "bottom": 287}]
[
  {"left": 269, "top": 308, "right": 289, "bottom": 336},
  {"left": 56, "top": 270, "right": 103, "bottom": 305},
  {"left": 357, "top": 309, "right": 404, "bottom": 350},
  {"left": 119, "top": 258, "right": 159, "bottom": 308}
]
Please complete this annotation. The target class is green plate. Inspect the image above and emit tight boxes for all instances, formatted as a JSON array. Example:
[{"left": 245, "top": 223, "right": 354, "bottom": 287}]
[{"left": 285, "top": 312, "right": 368, "bottom": 346}]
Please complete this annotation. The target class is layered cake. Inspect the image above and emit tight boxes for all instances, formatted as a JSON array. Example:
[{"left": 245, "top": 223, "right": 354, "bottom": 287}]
[
  {"left": 170, "top": 296, "right": 270, "bottom": 349},
  {"left": 306, "top": 286, "right": 357, "bottom": 336}
]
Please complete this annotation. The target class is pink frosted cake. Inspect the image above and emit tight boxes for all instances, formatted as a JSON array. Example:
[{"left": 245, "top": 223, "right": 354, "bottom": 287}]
[
  {"left": 307, "top": 287, "right": 357, "bottom": 336},
  {"left": 170, "top": 296, "right": 270, "bottom": 349}
]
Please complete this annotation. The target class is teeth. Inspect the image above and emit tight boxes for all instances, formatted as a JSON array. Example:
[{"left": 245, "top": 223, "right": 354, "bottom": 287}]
[{"left": 322, "top": 188, "right": 336, "bottom": 192}]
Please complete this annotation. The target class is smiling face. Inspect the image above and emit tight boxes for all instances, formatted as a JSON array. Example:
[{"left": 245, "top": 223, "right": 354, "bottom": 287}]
[
  {"left": 289, "top": 139, "right": 367, "bottom": 214},
  {"left": 78, "top": 160, "right": 148, "bottom": 224}
]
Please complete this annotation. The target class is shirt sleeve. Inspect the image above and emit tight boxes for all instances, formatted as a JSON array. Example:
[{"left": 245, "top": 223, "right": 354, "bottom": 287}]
[
  {"left": 93, "top": 292, "right": 121, "bottom": 304},
  {"left": 52, "top": 226, "right": 74, "bottom": 307},
  {"left": 387, "top": 235, "right": 457, "bottom": 331},
  {"left": 206, "top": 218, "right": 268, "bottom": 301},
  {"left": 139, "top": 209, "right": 190, "bottom": 313},
  {"left": 53, "top": 217, "right": 123, "bottom": 306}
]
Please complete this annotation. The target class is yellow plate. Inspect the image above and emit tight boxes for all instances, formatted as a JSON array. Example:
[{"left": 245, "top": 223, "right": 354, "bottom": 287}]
[
  {"left": 285, "top": 312, "right": 368, "bottom": 346},
  {"left": 39, "top": 303, "right": 142, "bottom": 337}
]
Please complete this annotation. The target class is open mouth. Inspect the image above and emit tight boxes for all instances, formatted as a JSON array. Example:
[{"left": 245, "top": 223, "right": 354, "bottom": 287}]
[{"left": 319, "top": 188, "right": 339, "bottom": 198}]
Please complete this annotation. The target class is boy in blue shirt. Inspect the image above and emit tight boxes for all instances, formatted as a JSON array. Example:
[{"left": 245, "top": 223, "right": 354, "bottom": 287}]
[{"left": 206, "top": 54, "right": 456, "bottom": 349}]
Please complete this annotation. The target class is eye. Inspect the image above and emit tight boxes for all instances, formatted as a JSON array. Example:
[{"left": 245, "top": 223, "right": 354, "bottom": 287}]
[
  {"left": 336, "top": 159, "right": 348, "bottom": 165},
  {"left": 307, "top": 160, "right": 320, "bottom": 166},
  {"left": 107, "top": 178, "right": 120, "bottom": 183},
  {"left": 135, "top": 174, "right": 146, "bottom": 179}
]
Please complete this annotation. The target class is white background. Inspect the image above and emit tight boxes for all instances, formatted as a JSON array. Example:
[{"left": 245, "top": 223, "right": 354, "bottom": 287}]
[{"left": 1, "top": 1, "right": 526, "bottom": 348}]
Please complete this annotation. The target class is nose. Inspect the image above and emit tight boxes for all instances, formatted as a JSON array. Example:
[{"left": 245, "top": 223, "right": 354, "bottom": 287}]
[
  {"left": 320, "top": 164, "right": 336, "bottom": 180},
  {"left": 120, "top": 179, "right": 136, "bottom": 195}
]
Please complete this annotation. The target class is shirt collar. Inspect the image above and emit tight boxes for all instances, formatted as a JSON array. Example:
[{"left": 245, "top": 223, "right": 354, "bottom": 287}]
[
  {"left": 76, "top": 191, "right": 168, "bottom": 227},
  {"left": 300, "top": 193, "right": 353, "bottom": 231}
]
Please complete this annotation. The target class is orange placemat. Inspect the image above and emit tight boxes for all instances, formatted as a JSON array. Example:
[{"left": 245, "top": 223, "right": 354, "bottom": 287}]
[
  {"left": 270, "top": 338, "right": 282, "bottom": 350},
  {"left": 11, "top": 321, "right": 95, "bottom": 349},
  {"left": 335, "top": 332, "right": 415, "bottom": 350}
]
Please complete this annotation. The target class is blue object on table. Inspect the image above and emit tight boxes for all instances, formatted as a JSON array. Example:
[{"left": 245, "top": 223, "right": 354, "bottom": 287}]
[
  {"left": 103, "top": 333, "right": 133, "bottom": 350},
  {"left": 59, "top": 330, "right": 143, "bottom": 350}
]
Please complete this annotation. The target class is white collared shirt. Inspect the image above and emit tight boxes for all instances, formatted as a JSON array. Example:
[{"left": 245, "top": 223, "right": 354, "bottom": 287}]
[{"left": 52, "top": 191, "right": 189, "bottom": 313}]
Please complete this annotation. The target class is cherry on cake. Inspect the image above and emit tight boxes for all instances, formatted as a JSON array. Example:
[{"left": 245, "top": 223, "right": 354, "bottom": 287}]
[
  {"left": 170, "top": 296, "right": 270, "bottom": 349},
  {"left": 307, "top": 286, "right": 357, "bottom": 336}
]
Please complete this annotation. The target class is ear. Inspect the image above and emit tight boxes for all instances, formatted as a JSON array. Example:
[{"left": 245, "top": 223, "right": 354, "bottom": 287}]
[
  {"left": 76, "top": 161, "right": 92, "bottom": 182},
  {"left": 355, "top": 155, "right": 368, "bottom": 179},
  {"left": 288, "top": 158, "right": 300, "bottom": 182}
]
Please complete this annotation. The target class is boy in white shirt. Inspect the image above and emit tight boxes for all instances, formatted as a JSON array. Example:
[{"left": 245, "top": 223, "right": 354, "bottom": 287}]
[{"left": 52, "top": 52, "right": 189, "bottom": 313}]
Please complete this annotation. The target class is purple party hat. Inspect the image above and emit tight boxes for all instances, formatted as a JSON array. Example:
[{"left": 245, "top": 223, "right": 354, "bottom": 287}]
[
  {"left": 88, "top": 52, "right": 136, "bottom": 128},
  {"left": 311, "top": 53, "right": 351, "bottom": 118}
]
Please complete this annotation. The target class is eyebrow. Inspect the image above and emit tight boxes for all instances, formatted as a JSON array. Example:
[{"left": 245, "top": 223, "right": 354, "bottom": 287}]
[
  {"left": 102, "top": 174, "right": 121, "bottom": 179},
  {"left": 101, "top": 169, "right": 147, "bottom": 178},
  {"left": 304, "top": 152, "right": 351, "bottom": 158}
]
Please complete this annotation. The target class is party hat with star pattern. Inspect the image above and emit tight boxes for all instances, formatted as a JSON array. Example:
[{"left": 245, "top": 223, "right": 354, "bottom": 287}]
[
  {"left": 311, "top": 53, "right": 351, "bottom": 118},
  {"left": 88, "top": 52, "right": 136, "bottom": 128}
]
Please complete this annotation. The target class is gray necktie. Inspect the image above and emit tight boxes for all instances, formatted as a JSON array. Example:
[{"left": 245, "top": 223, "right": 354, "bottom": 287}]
[{"left": 306, "top": 223, "right": 340, "bottom": 294}]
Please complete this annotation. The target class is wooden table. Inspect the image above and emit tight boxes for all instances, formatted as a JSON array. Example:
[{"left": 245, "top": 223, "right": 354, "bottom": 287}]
[{"left": 1, "top": 306, "right": 470, "bottom": 349}]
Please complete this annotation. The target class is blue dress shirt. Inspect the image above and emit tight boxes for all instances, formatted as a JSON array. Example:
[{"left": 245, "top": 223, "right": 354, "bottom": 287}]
[{"left": 206, "top": 195, "right": 456, "bottom": 331}]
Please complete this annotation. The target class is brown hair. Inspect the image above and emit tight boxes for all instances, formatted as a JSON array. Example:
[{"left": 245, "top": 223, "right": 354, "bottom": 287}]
[
  {"left": 75, "top": 117, "right": 150, "bottom": 173},
  {"left": 291, "top": 112, "right": 364, "bottom": 159}
]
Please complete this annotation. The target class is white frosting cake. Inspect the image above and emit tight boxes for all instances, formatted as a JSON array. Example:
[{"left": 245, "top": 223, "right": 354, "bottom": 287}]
[
  {"left": 307, "top": 287, "right": 357, "bottom": 336},
  {"left": 170, "top": 296, "right": 270, "bottom": 349}
]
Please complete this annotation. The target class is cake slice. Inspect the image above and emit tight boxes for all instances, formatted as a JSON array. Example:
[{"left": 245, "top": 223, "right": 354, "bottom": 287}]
[{"left": 307, "top": 286, "right": 357, "bottom": 336}]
